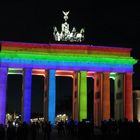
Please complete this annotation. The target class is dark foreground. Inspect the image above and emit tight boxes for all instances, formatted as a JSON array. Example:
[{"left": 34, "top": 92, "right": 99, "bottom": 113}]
[
  {"left": 1, "top": 127, "right": 139, "bottom": 140},
  {"left": 1, "top": 126, "right": 94, "bottom": 140},
  {"left": 1, "top": 118, "right": 140, "bottom": 140},
  {"left": 0, "top": 120, "right": 94, "bottom": 140}
]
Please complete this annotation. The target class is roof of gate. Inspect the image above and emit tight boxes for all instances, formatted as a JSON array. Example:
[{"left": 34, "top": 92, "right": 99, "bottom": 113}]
[
  {"left": 1, "top": 41, "right": 132, "bottom": 56},
  {"left": 0, "top": 41, "right": 137, "bottom": 72}
]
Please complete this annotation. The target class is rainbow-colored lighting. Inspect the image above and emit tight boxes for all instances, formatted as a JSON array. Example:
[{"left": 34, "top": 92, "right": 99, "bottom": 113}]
[
  {"left": 0, "top": 41, "right": 137, "bottom": 72},
  {"left": 0, "top": 41, "right": 137, "bottom": 124}
]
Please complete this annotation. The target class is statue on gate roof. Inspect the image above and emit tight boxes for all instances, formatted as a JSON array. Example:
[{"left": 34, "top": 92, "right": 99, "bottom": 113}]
[{"left": 53, "top": 11, "right": 85, "bottom": 42}]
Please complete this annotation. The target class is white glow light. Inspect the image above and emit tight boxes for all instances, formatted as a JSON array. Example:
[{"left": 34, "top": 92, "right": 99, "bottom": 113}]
[{"left": 53, "top": 11, "right": 85, "bottom": 42}]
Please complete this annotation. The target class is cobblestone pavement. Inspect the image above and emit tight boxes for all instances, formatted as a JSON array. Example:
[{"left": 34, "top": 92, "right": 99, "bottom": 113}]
[
  {"left": 4, "top": 127, "right": 97, "bottom": 140},
  {"left": 36, "top": 128, "right": 80, "bottom": 140},
  {"left": 37, "top": 128, "right": 94, "bottom": 140}
]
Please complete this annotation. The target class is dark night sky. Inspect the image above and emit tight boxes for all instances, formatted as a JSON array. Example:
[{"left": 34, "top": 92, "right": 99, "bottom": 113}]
[{"left": 0, "top": 1, "right": 140, "bottom": 115}]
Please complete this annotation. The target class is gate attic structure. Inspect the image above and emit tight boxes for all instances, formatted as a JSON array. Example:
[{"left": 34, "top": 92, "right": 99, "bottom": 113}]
[{"left": 0, "top": 41, "right": 137, "bottom": 125}]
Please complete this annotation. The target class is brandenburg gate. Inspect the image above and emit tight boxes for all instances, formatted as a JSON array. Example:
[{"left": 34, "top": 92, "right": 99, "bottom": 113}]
[{"left": 0, "top": 41, "right": 137, "bottom": 125}]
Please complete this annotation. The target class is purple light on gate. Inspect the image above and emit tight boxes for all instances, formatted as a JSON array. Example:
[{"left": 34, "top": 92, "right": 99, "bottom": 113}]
[
  {"left": 22, "top": 68, "right": 32, "bottom": 123},
  {"left": 0, "top": 68, "right": 8, "bottom": 124}
]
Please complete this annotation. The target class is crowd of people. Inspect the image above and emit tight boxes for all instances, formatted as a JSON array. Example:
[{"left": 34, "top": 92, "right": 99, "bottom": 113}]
[
  {"left": 0, "top": 119, "right": 93, "bottom": 140},
  {"left": 56, "top": 119, "right": 93, "bottom": 139},
  {"left": 0, "top": 118, "right": 140, "bottom": 140},
  {"left": 100, "top": 118, "right": 140, "bottom": 138}
]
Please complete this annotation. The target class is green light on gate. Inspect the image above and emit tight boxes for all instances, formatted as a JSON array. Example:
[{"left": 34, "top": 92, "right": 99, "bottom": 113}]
[{"left": 79, "top": 71, "right": 87, "bottom": 121}]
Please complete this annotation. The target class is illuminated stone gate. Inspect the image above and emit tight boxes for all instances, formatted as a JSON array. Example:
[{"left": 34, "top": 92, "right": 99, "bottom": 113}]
[{"left": 0, "top": 41, "right": 137, "bottom": 125}]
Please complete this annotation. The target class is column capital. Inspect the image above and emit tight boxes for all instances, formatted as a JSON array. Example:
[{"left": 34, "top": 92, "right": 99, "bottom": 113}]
[
  {"left": 125, "top": 72, "right": 133, "bottom": 75},
  {"left": 45, "top": 69, "right": 49, "bottom": 76},
  {"left": 102, "top": 72, "right": 110, "bottom": 75}
]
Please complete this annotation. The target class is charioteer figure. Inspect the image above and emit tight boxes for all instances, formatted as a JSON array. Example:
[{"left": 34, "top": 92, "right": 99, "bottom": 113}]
[{"left": 53, "top": 11, "right": 85, "bottom": 42}]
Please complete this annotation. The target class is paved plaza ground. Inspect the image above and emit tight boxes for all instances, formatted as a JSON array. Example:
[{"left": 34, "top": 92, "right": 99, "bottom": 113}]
[{"left": 4, "top": 127, "right": 97, "bottom": 140}]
